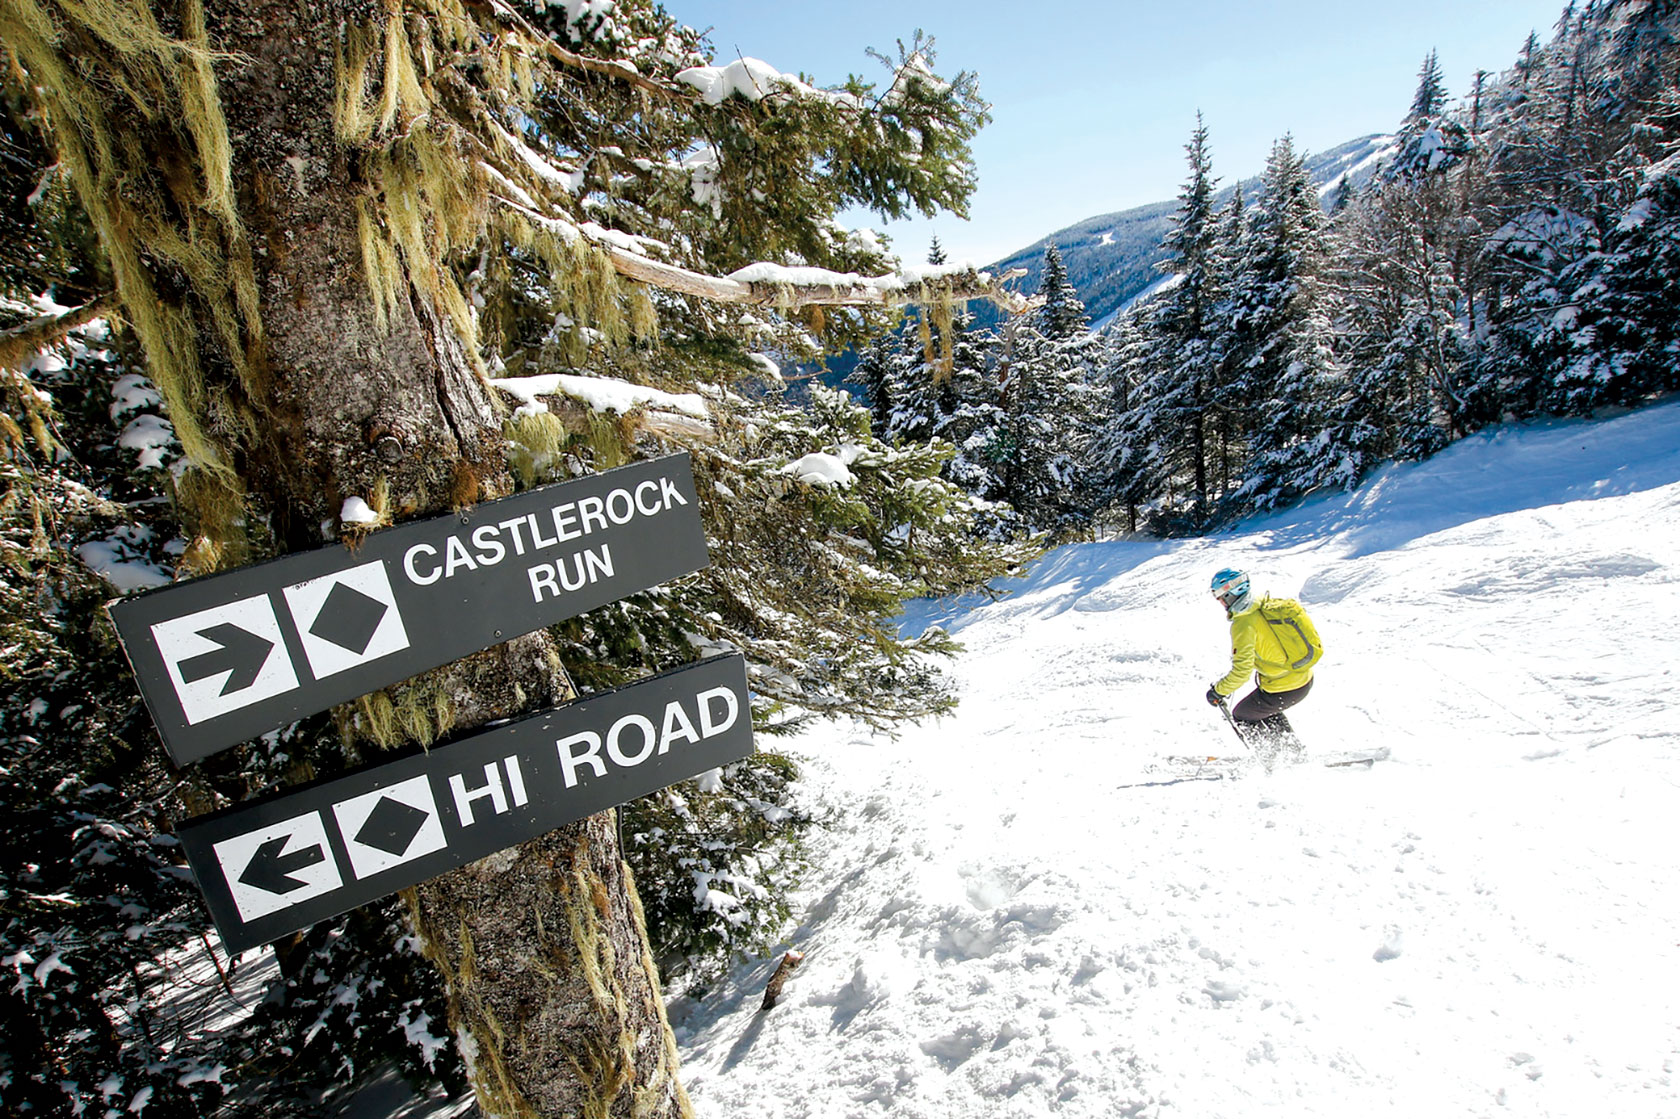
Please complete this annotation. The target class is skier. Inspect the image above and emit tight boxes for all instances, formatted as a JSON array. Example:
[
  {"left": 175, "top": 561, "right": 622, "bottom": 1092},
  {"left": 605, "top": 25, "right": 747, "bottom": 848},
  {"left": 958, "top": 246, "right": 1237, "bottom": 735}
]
[{"left": 1204, "top": 568, "right": 1322, "bottom": 752}]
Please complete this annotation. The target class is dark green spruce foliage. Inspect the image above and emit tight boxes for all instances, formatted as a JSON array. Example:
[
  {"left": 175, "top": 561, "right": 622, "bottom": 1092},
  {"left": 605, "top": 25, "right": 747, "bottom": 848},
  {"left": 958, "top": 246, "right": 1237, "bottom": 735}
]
[
  {"left": 986, "top": 244, "right": 1103, "bottom": 536},
  {"left": 1067, "top": 2, "right": 1680, "bottom": 534},
  {"left": 1093, "top": 116, "right": 1224, "bottom": 531},
  {"left": 0, "top": 174, "right": 464, "bottom": 1115}
]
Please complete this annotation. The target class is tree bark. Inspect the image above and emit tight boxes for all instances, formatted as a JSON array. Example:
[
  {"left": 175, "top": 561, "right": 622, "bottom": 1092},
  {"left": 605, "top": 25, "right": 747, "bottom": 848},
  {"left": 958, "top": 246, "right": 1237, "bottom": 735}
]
[
  {"left": 202, "top": 4, "right": 689, "bottom": 1115},
  {"left": 407, "top": 813, "right": 690, "bottom": 1116}
]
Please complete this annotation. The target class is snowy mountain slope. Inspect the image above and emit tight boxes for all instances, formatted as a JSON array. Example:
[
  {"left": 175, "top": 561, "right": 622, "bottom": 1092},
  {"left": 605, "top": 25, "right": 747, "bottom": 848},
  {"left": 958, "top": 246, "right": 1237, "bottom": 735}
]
[
  {"left": 976, "top": 133, "right": 1394, "bottom": 331},
  {"left": 672, "top": 396, "right": 1680, "bottom": 1118}
]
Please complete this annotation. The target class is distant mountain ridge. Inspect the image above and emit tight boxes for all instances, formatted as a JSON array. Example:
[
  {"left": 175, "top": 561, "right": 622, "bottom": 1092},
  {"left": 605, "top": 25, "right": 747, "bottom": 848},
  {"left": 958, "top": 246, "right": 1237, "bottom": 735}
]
[
  {"left": 812, "top": 133, "right": 1394, "bottom": 390},
  {"left": 977, "top": 133, "right": 1395, "bottom": 331}
]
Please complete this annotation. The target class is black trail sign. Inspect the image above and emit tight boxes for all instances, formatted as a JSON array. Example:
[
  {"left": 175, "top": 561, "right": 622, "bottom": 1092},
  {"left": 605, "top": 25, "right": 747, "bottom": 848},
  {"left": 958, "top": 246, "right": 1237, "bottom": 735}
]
[
  {"left": 109, "top": 454, "right": 708, "bottom": 765},
  {"left": 178, "top": 653, "right": 753, "bottom": 953}
]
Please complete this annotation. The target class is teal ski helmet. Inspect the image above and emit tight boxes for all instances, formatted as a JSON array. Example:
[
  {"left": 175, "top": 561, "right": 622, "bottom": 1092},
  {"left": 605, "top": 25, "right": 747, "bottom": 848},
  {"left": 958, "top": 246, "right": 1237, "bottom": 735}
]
[{"left": 1210, "top": 568, "right": 1251, "bottom": 612}]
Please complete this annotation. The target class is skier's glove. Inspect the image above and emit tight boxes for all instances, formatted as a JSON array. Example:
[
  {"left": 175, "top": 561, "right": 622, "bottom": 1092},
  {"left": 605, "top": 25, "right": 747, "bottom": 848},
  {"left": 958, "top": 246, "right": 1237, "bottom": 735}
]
[{"left": 1205, "top": 685, "right": 1223, "bottom": 707}]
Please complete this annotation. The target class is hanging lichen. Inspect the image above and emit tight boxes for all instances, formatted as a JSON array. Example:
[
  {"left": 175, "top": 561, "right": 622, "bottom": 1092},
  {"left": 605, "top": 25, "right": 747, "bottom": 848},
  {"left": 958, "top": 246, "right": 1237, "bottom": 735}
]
[
  {"left": 584, "top": 410, "right": 635, "bottom": 470},
  {"left": 332, "top": 1, "right": 665, "bottom": 400},
  {"left": 337, "top": 676, "right": 456, "bottom": 756},
  {"left": 1, "top": 0, "right": 265, "bottom": 569},
  {"left": 506, "top": 409, "right": 572, "bottom": 488},
  {"left": 927, "top": 284, "right": 956, "bottom": 383},
  {"left": 627, "top": 282, "right": 659, "bottom": 343},
  {"left": 910, "top": 278, "right": 956, "bottom": 383},
  {"left": 172, "top": 461, "right": 250, "bottom": 574}
]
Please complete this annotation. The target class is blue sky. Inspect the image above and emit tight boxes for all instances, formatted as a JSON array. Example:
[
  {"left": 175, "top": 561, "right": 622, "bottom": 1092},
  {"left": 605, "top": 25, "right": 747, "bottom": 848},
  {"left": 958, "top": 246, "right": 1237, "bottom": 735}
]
[{"left": 676, "top": 0, "right": 1571, "bottom": 265}]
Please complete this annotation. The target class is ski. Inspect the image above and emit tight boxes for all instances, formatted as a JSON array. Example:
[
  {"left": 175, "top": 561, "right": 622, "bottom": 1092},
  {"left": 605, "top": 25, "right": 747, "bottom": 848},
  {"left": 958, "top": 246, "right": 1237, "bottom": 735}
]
[
  {"left": 1163, "top": 754, "right": 1248, "bottom": 766},
  {"left": 1319, "top": 747, "right": 1390, "bottom": 768},
  {"left": 1160, "top": 745, "right": 1389, "bottom": 771}
]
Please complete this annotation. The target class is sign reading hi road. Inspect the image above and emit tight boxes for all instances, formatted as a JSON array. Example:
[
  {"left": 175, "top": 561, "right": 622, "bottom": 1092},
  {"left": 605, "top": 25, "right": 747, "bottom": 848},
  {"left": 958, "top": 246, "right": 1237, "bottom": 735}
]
[
  {"left": 178, "top": 654, "right": 753, "bottom": 953},
  {"left": 110, "top": 454, "right": 709, "bottom": 765}
]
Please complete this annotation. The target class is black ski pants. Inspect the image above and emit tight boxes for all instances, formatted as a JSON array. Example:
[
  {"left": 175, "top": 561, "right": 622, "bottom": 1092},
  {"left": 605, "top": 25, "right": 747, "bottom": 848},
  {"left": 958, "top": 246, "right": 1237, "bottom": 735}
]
[{"left": 1231, "top": 676, "right": 1313, "bottom": 725}]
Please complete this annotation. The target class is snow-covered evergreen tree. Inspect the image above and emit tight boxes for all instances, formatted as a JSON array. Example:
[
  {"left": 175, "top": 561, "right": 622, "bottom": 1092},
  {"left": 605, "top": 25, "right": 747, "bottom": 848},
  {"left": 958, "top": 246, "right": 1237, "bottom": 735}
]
[
  {"left": 1229, "top": 135, "right": 1351, "bottom": 511},
  {"left": 1470, "top": 1, "right": 1680, "bottom": 416},
  {"left": 1409, "top": 49, "right": 1448, "bottom": 122},
  {"left": 1332, "top": 50, "right": 1482, "bottom": 460},
  {"left": 928, "top": 305, "right": 1013, "bottom": 523},
  {"left": 0, "top": 4, "right": 1028, "bottom": 1116},
  {"left": 1152, "top": 117, "right": 1225, "bottom": 525},
  {"left": 1086, "top": 313, "right": 1164, "bottom": 533},
  {"left": 1561, "top": 85, "right": 1680, "bottom": 406},
  {"left": 989, "top": 245, "right": 1102, "bottom": 535},
  {"left": 1097, "top": 3, "right": 1680, "bottom": 536},
  {"left": 850, "top": 326, "right": 908, "bottom": 436},
  {"left": 1036, "top": 242, "right": 1089, "bottom": 342}
]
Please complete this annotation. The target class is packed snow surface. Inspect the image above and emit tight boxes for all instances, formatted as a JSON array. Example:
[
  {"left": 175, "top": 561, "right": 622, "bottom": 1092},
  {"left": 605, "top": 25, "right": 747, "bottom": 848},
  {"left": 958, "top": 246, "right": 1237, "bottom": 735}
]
[{"left": 672, "top": 398, "right": 1680, "bottom": 1118}]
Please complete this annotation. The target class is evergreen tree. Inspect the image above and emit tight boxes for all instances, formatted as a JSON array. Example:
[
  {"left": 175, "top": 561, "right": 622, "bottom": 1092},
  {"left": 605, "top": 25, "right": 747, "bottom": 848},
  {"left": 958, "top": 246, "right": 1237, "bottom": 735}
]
[
  {"left": 1408, "top": 49, "right": 1448, "bottom": 123},
  {"left": 994, "top": 322, "right": 1098, "bottom": 535},
  {"left": 849, "top": 325, "right": 912, "bottom": 436},
  {"left": 1329, "top": 173, "right": 1356, "bottom": 215},
  {"left": 988, "top": 247, "right": 1101, "bottom": 536},
  {"left": 1515, "top": 30, "right": 1543, "bottom": 91},
  {"left": 1473, "top": 3, "right": 1680, "bottom": 416},
  {"left": 1393, "top": 50, "right": 1469, "bottom": 180},
  {"left": 1229, "top": 135, "right": 1350, "bottom": 511},
  {"left": 1207, "top": 187, "right": 1256, "bottom": 502},
  {"left": 884, "top": 320, "right": 950, "bottom": 445},
  {"left": 847, "top": 241, "right": 1013, "bottom": 530},
  {"left": 1331, "top": 189, "right": 1450, "bottom": 465},
  {"left": 1109, "top": 116, "right": 1229, "bottom": 531},
  {"left": 1098, "top": 3, "right": 1680, "bottom": 530},
  {"left": 927, "top": 302, "right": 1010, "bottom": 509},
  {"left": 1035, "top": 242, "right": 1089, "bottom": 341},
  {"left": 1086, "top": 313, "right": 1164, "bottom": 533},
  {"left": 1565, "top": 85, "right": 1680, "bottom": 406},
  {"left": 1, "top": 4, "right": 1023, "bottom": 1116}
]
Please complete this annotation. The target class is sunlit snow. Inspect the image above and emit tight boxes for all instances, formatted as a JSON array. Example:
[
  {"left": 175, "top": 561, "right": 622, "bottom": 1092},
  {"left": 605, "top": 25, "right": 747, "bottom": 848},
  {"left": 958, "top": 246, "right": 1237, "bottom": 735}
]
[
  {"left": 490, "top": 372, "right": 709, "bottom": 421},
  {"left": 672, "top": 397, "right": 1680, "bottom": 1119}
]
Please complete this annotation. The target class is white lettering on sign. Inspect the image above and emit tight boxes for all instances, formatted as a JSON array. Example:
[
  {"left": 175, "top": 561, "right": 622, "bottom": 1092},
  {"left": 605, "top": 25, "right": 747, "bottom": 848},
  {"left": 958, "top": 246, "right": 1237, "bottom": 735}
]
[
  {"left": 398, "top": 473, "right": 689, "bottom": 587},
  {"left": 697, "top": 684, "right": 737, "bottom": 737},
  {"left": 557, "top": 684, "right": 741, "bottom": 789},
  {"left": 403, "top": 543, "right": 441, "bottom": 585},
  {"left": 527, "top": 544, "right": 614, "bottom": 604},
  {"left": 449, "top": 756, "right": 531, "bottom": 826},
  {"left": 606, "top": 714, "right": 656, "bottom": 768},
  {"left": 661, "top": 700, "right": 699, "bottom": 751}
]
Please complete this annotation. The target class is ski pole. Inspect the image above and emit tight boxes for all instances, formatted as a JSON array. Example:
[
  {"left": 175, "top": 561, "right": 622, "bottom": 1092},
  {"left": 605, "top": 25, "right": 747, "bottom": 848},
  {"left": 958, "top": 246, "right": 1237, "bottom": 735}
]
[{"left": 1216, "top": 698, "right": 1248, "bottom": 748}]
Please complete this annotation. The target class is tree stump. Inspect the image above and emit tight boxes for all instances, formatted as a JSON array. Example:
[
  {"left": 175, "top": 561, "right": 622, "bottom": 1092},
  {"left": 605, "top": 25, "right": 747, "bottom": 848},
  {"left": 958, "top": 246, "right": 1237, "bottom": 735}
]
[{"left": 759, "top": 950, "right": 805, "bottom": 1011}]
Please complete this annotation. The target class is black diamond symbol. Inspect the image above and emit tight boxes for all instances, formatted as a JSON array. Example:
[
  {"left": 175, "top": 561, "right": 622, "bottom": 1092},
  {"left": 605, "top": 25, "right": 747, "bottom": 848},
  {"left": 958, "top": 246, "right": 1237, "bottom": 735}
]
[
  {"left": 309, "top": 582, "right": 388, "bottom": 655},
  {"left": 354, "top": 795, "right": 429, "bottom": 857}
]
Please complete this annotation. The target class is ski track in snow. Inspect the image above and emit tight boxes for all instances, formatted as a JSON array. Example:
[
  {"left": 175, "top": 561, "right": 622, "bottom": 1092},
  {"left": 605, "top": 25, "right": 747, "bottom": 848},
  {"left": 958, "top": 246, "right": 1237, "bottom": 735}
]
[{"left": 674, "top": 399, "right": 1680, "bottom": 1119}]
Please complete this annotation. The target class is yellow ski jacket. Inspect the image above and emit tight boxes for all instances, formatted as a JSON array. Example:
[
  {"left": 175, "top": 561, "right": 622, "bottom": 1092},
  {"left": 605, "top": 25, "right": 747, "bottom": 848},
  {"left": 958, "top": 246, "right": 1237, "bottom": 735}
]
[{"left": 1213, "top": 596, "right": 1321, "bottom": 697}]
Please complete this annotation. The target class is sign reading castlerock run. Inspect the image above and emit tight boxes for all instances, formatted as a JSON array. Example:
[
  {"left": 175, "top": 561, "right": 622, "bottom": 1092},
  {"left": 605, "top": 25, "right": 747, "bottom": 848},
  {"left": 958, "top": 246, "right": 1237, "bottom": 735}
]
[
  {"left": 178, "top": 653, "right": 753, "bottom": 953},
  {"left": 110, "top": 454, "right": 708, "bottom": 765}
]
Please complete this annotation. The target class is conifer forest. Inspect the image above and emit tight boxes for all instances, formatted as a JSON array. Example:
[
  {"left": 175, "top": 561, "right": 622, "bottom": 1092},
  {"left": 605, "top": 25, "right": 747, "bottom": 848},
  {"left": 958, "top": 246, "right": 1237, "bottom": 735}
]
[
  {"left": 0, "top": 1, "right": 1676, "bottom": 1116},
  {"left": 865, "top": 6, "right": 1680, "bottom": 537}
]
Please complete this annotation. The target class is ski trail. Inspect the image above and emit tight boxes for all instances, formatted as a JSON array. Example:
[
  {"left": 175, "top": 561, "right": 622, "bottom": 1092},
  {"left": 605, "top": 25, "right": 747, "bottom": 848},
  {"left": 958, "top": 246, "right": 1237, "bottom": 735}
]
[{"left": 676, "top": 401, "right": 1680, "bottom": 1119}]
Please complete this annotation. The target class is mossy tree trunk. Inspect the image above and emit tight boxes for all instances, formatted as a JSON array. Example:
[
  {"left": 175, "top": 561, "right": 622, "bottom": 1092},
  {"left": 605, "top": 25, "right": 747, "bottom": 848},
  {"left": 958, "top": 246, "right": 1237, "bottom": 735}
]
[{"left": 197, "top": 4, "right": 691, "bottom": 1115}]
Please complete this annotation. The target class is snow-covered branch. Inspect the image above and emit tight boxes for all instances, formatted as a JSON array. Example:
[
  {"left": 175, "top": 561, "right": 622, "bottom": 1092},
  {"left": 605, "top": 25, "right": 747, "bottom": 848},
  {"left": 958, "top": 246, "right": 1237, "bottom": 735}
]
[
  {"left": 477, "top": 0, "right": 677, "bottom": 100},
  {"left": 494, "top": 194, "right": 1028, "bottom": 312},
  {"left": 0, "top": 293, "right": 118, "bottom": 373}
]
